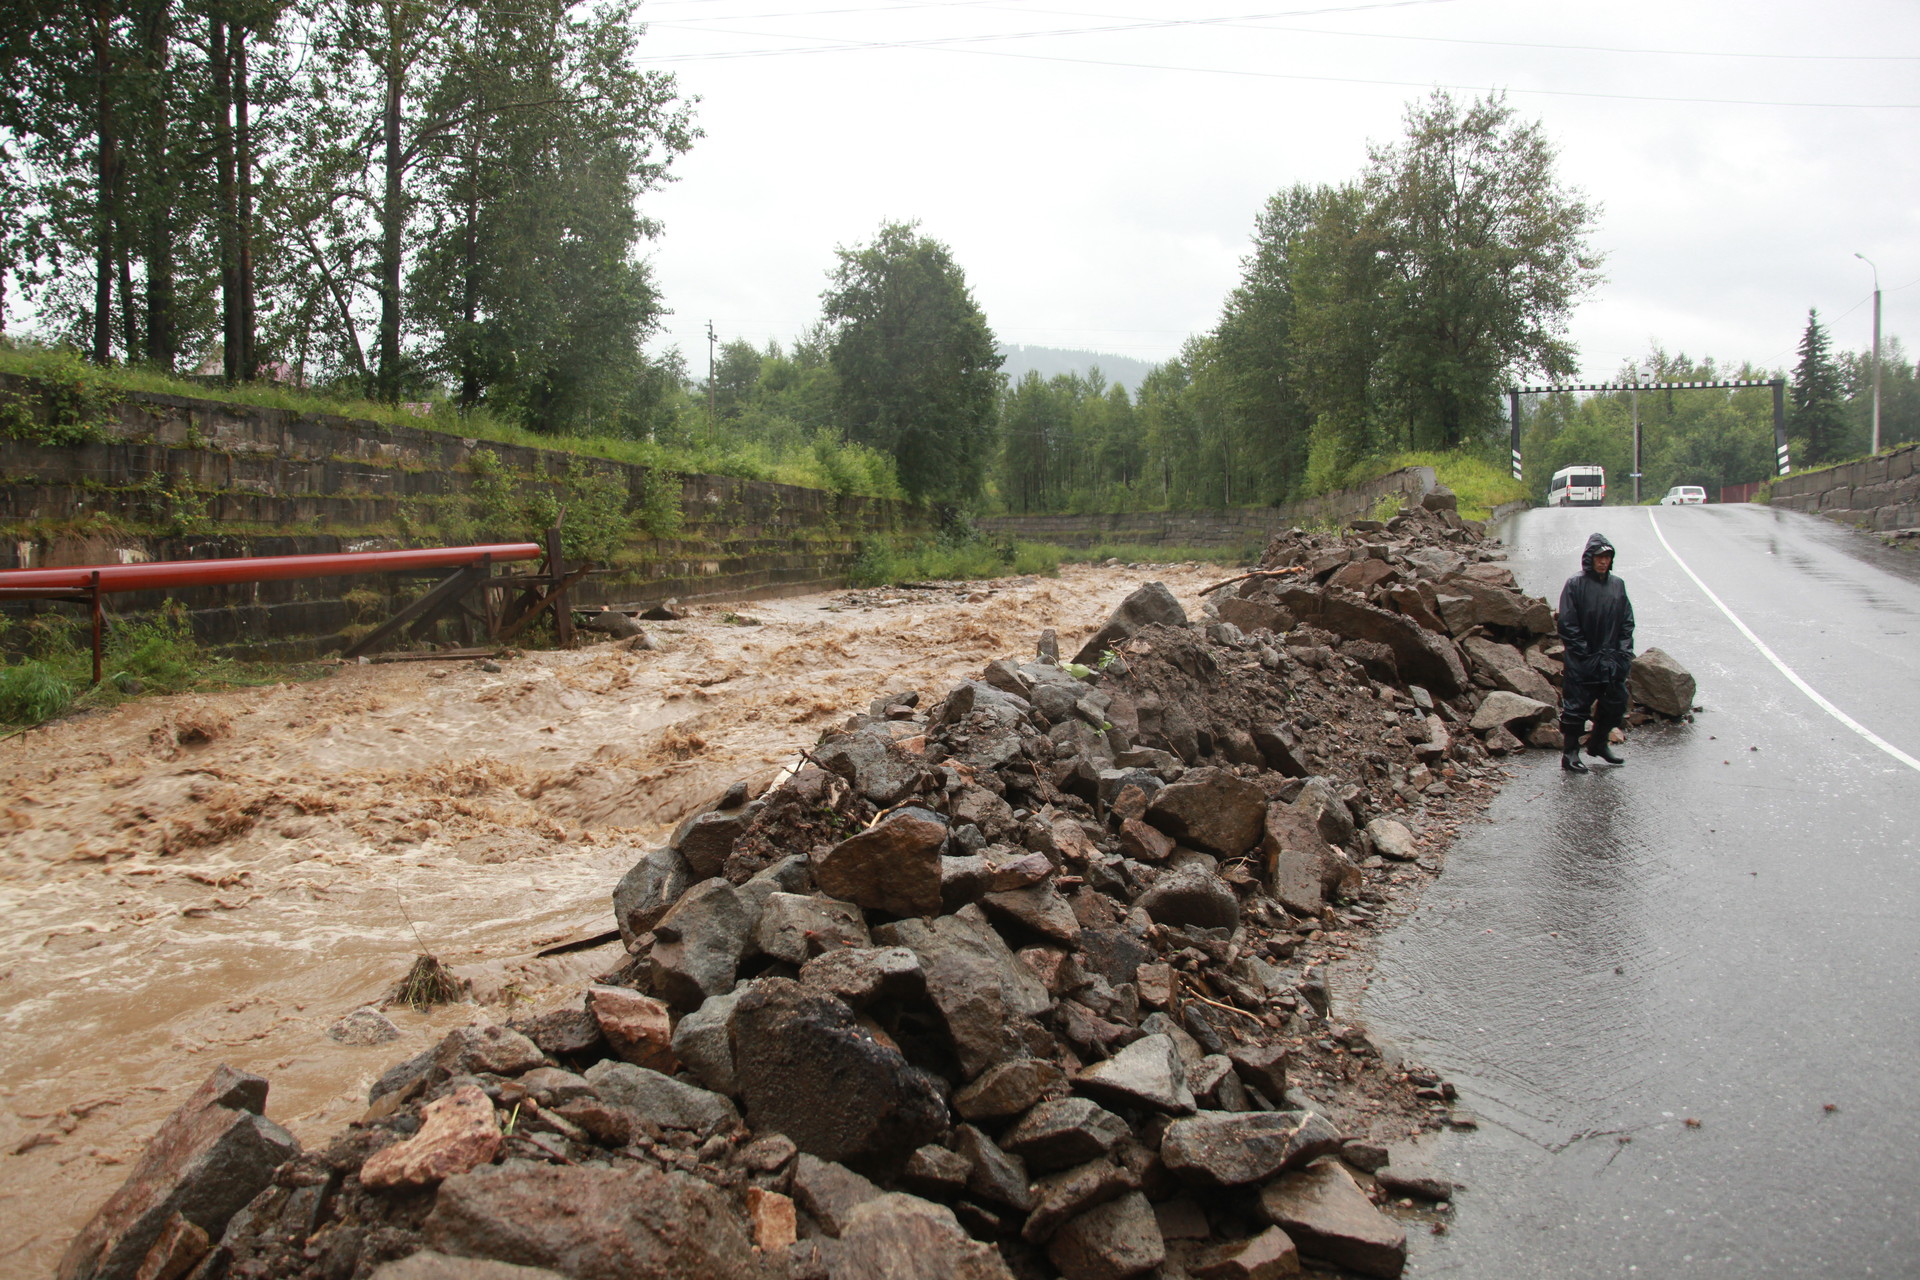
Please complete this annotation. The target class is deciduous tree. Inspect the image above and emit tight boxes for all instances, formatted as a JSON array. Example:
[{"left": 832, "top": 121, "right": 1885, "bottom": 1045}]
[{"left": 823, "top": 221, "right": 1002, "bottom": 501}]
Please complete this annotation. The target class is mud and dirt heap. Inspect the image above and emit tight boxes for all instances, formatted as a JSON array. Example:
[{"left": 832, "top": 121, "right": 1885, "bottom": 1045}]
[{"left": 67, "top": 500, "right": 1686, "bottom": 1280}]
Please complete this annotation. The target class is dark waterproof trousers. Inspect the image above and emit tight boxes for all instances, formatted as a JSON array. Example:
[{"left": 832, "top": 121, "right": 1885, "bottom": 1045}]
[{"left": 1561, "top": 670, "right": 1628, "bottom": 750}]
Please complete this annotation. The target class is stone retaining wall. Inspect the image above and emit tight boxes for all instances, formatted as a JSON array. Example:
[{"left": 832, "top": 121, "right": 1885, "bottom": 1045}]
[
  {"left": 0, "top": 376, "right": 924, "bottom": 659},
  {"left": 977, "top": 467, "right": 1439, "bottom": 549},
  {"left": 1766, "top": 443, "right": 1920, "bottom": 532}
]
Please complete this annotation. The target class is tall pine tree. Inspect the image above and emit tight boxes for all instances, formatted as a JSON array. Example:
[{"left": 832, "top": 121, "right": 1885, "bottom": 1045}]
[{"left": 1792, "top": 309, "right": 1847, "bottom": 467}]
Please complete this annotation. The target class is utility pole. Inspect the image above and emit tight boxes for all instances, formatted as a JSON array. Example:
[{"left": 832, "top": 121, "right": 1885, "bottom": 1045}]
[
  {"left": 706, "top": 321, "right": 717, "bottom": 444},
  {"left": 1856, "top": 253, "right": 1882, "bottom": 454},
  {"left": 1630, "top": 363, "right": 1650, "bottom": 504}
]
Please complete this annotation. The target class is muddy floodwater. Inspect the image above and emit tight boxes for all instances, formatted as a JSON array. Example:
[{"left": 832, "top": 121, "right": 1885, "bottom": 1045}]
[{"left": 0, "top": 563, "right": 1223, "bottom": 1276}]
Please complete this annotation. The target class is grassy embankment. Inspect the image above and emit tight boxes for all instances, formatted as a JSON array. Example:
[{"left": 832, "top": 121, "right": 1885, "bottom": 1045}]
[
  {"left": 0, "top": 603, "right": 317, "bottom": 731},
  {"left": 1368, "top": 451, "right": 1531, "bottom": 522},
  {"left": 0, "top": 343, "right": 905, "bottom": 499}
]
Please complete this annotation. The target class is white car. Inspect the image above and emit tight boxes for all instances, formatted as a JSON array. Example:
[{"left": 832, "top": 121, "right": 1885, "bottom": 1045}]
[{"left": 1660, "top": 485, "right": 1707, "bottom": 506}]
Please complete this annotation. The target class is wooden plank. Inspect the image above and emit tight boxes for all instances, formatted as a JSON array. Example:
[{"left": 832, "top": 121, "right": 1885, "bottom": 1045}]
[
  {"left": 342, "top": 564, "right": 485, "bottom": 659},
  {"left": 494, "top": 562, "right": 595, "bottom": 645},
  {"left": 364, "top": 647, "right": 503, "bottom": 664}
]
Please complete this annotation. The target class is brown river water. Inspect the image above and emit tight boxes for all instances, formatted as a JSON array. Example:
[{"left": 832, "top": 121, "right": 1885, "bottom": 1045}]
[{"left": 0, "top": 563, "right": 1221, "bottom": 1276}]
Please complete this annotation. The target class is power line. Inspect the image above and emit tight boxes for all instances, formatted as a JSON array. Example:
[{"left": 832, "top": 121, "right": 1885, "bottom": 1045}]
[{"left": 635, "top": 18, "right": 1920, "bottom": 108}]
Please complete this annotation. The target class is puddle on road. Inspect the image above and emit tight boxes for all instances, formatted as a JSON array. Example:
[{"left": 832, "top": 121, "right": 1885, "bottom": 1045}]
[{"left": 0, "top": 563, "right": 1224, "bottom": 1276}]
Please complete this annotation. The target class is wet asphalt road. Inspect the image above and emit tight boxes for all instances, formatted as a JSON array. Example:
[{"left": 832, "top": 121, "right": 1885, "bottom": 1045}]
[{"left": 1365, "top": 504, "right": 1920, "bottom": 1278}]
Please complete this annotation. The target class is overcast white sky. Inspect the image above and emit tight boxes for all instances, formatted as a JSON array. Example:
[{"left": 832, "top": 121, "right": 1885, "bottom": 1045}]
[{"left": 628, "top": 0, "right": 1919, "bottom": 384}]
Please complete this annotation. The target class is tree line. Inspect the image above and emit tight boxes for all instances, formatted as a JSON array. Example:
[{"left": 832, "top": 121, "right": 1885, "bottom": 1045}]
[
  {"left": 6, "top": 50, "right": 1909, "bottom": 511},
  {"left": 1, "top": 0, "right": 693, "bottom": 433}
]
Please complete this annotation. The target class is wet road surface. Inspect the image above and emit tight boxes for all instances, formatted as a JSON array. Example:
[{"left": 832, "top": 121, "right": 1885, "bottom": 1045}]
[{"left": 1366, "top": 504, "right": 1920, "bottom": 1278}]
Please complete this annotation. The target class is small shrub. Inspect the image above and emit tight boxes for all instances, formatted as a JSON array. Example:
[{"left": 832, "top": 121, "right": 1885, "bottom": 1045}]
[
  {"left": 634, "top": 467, "right": 684, "bottom": 539},
  {"left": 0, "top": 661, "right": 76, "bottom": 724},
  {"left": 109, "top": 603, "right": 204, "bottom": 692}
]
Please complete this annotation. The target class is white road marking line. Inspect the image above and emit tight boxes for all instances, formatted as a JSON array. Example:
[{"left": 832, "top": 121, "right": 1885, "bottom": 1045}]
[{"left": 1648, "top": 511, "right": 1920, "bottom": 773}]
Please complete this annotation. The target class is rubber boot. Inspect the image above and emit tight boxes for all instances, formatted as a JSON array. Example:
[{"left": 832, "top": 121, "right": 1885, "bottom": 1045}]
[
  {"left": 1561, "top": 748, "right": 1589, "bottom": 773},
  {"left": 1584, "top": 736, "right": 1625, "bottom": 765}
]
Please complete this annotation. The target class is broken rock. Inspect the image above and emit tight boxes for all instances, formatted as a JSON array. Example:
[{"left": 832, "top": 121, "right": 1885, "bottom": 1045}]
[
  {"left": 729, "top": 979, "right": 946, "bottom": 1174},
  {"left": 1073, "top": 1033, "right": 1195, "bottom": 1115},
  {"left": 876, "top": 909, "right": 1050, "bottom": 1080},
  {"left": 1159, "top": 1110, "right": 1342, "bottom": 1188},
  {"left": 754, "top": 892, "right": 870, "bottom": 965},
  {"left": 422, "top": 1162, "right": 761, "bottom": 1280},
  {"left": 584, "top": 985, "right": 677, "bottom": 1073},
  {"left": 1363, "top": 818, "right": 1417, "bottom": 862},
  {"left": 1135, "top": 868, "right": 1241, "bottom": 932},
  {"left": 1188, "top": 1226, "right": 1301, "bottom": 1280},
  {"left": 611, "top": 846, "right": 692, "bottom": 948},
  {"left": 1144, "top": 767, "right": 1267, "bottom": 857},
  {"left": 650, "top": 877, "right": 755, "bottom": 1010},
  {"left": 811, "top": 808, "right": 947, "bottom": 918},
  {"left": 1072, "top": 582, "right": 1189, "bottom": 666},
  {"left": 1258, "top": 1159, "right": 1406, "bottom": 1279},
  {"left": 1629, "top": 646, "right": 1697, "bottom": 717},
  {"left": 57, "top": 1066, "right": 299, "bottom": 1280},
  {"left": 1001, "top": 1097, "right": 1131, "bottom": 1172},
  {"left": 831, "top": 1193, "right": 1017, "bottom": 1280},
  {"left": 582, "top": 1062, "right": 739, "bottom": 1133},
  {"left": 1047, "top": 1190, "right": 1165, "bottom": 1280},
  {"left": 1469, "top": 690, "right": 1554, "bottom": 735},
  {"left": 361, "top": 1085, "right": 503, "bottom": 1190}
]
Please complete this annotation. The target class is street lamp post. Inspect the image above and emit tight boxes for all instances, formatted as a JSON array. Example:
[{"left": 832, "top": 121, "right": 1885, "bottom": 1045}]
[{"left": 1856, "top": 253, "right": 1882, "bottom": 455}]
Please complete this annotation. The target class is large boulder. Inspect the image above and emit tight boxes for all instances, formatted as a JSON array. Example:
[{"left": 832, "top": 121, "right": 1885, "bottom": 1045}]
[
  {"left": 814, "top": 725, "right": 925, "bottom": 808},
  {"left": 812, "top": 808, "right": 948, "bottom": 918},
  {"left": 58, "top": 1066, "right": 300, "bottom": 1280},
  {"left": 422, "top": 1162, "right": 764, "bottom": 1280},
  {"left": 1047, "top": 1190, "right": 1165, "bottom": 1280},
  {"left": 1629, "top": 647, "right": 1697, "bottom": 717},
  {"left": 1072, "top": 1033, "right": 1195, "bottom": 1114},
  {"left": 1258, "top": 1159, "right": 1406, "bottom": 1279},
  {"left": 670, "top": 802, "right": 758, "bottom": 880},
  {"left": 729, "top": 979, "right": 946, "bottom": 1175},
  {"left": 612, "top": 846, "right": 692, "bottom": 948},
  {"left": 650, "top": 878, "right": 755, "bottom": 1010},
  {"left": 1315, "top": 595, "right": 1470, "bottom": 697},
  {"left": 1468, "top": 691, "right": 1554, "bottom": 735},
  {"left": 1135, "top": 869, "right": 1241, "bottom": 932},
  {"left": 1144, "top": 767, "right": 1268, "bottom": 857},
  {"left": 876, "top": 908, "right": 1051, "bottom": 1079},
  {"left": 583, "top": 1062, "right": 739, "bottom": 1133},
  {"left": 1260, "top": 805, "right": 1349, "bottom": 917},
  {"left": 830, "top": 1193, "right": 1016, "bottom": 1280},
  {"left": 1072, "top": 582, "right": 1189, "bottom": 666},
  {"left": 1159, "top": 1110, "right": 1342, "bottom": 1188}
]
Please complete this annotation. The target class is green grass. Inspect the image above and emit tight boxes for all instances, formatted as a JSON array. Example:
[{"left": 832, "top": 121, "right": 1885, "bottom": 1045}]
[
  {"left": 0, "top": 601, "right": 327, "bottom": 728},
  {"left": 848, "top": 537, "right": 1064, "bottom": 587},
  {"left": 0, "top": 342, "right": 906, "bottom": 501},
  {"left": 1057, "top": 542, "right": 1259, "bottom": 566},
  {"left": 1369, "top": 450, "right": 1531, "bottom": 522}
]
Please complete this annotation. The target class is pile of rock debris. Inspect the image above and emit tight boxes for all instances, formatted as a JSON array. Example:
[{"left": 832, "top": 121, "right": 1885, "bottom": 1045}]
[{"left": 62, "top": 490, "right": 1697, "bottom": 1280}]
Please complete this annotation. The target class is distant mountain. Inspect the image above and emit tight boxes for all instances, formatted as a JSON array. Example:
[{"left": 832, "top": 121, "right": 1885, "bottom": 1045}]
[{"left": 996, "top": 344, "right": 1159, "bottom": 396}]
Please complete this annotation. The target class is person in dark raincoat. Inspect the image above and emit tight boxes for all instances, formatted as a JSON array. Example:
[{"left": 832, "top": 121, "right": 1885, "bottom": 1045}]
[{"left": 1557, "top": 532, "right": 1634, "bottom": 772}]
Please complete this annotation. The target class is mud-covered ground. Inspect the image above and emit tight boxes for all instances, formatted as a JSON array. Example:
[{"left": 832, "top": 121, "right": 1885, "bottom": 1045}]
[{"left": 0, "top": 564, "right": 1282, "bottom": 1277}]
